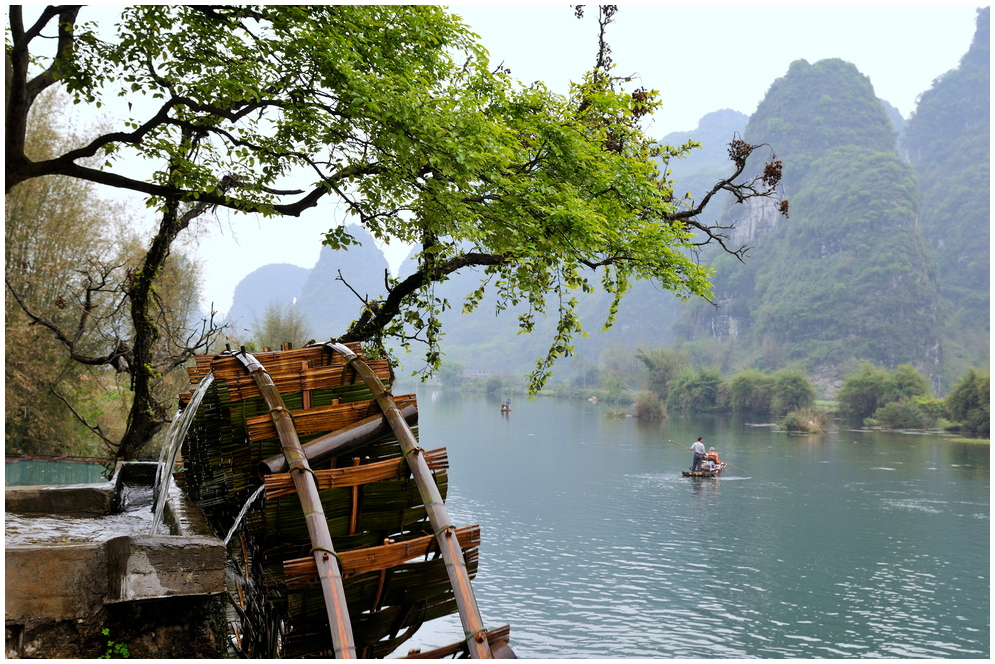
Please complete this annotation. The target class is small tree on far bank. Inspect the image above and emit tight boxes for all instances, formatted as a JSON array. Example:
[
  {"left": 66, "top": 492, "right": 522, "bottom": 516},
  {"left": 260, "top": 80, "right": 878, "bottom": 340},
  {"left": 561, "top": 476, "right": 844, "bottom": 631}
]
[
  {"left": 636, "top": 347, "right": 691, "bottom": 402},
  {"left": 728, "top": 369, "right": 774, "bottom": 414},
  {"left": 771, "top": 369, "right": 817, "bottom": 415},
  {"left": 633, "top": 392, "right": 666, "bottom": 419},
  {"left": 944, "top": 368, "right": 989, "bottom": 437},
  {"left": 437, "top": 360, "right": 465, "bottom": 388},
  {"left": 667, "top": 366, "right": 725, "bottom": 412},
  {"left": 252, "top": 301, "right": 313, "bottom": 352},
  {"left": 837, "top": 363, "right": 892, "bottom": 421}
]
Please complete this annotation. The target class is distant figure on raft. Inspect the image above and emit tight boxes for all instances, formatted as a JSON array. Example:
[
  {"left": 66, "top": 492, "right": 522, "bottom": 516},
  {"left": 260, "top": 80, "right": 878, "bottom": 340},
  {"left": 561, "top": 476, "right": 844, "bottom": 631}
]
[
  {"left": 501, "top": 399, "right": 511, "bottom": 414},
  {"left": 690, "top": 437, "right": 706, "bottom": 471}
]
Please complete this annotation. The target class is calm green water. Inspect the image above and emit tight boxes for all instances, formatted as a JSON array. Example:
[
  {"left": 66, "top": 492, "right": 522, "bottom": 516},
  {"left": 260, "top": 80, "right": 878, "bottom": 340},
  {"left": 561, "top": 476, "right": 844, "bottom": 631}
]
[
  {"left": 400, "top": 391, "right": 990, "bottom": 658},
  {"left": 5, "top": 459, "right": 109, "bottom": 486}
]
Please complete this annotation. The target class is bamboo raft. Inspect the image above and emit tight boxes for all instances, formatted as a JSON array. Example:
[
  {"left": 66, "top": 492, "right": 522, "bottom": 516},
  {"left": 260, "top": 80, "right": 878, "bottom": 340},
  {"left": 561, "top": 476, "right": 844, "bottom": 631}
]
[
  {"left": 178, "top": 341, "right": 514, "bottom": 658},
  {"left": 682, "top": 464, "right": 726, "bottom": 478}
]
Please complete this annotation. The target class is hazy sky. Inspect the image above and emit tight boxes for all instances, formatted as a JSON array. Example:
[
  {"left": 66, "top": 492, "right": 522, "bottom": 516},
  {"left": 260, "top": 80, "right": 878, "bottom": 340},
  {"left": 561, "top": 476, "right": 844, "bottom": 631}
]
[
  {"left": 28, "top": 4, "right": 981, "bottom": 317},
  {"left": 454, "top": 4, "right": 982, "bottom": 133}
]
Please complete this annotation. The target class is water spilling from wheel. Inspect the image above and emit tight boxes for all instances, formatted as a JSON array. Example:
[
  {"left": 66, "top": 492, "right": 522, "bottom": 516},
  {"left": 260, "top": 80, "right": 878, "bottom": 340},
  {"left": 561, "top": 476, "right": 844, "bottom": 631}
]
[
  {"left": 150, "top": 372, "right": 214, "bottom": 534},
  {"left": 222, "top": 484, "right": 265, "bottom": 546}
]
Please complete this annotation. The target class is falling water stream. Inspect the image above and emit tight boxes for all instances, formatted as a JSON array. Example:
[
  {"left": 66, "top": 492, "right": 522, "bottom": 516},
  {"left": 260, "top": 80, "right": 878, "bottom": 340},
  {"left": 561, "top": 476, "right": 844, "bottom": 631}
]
[
  {"left": 222, "top": 485, "right": 266, "bottom": 547},
  {"left": 150, "top": 372, "right": 214, "bottom": 535}
]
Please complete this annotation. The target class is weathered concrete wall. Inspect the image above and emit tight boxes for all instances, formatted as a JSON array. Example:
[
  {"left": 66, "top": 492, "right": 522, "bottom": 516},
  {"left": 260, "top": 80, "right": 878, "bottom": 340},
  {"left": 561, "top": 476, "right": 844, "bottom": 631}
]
[
  {"left": 5, "top": 544, "right": 108, "bottom": 621},
  {"left": 6, "top": 595, "right": 226, "bottom": 659},
  {"left": 105, "top": 536, "right": 226, "bottom": 602},
  {"left": 4, "top": 484, "right": 115, "bottom": 514},
  {"left": 5, "top": 464, "right": 228, "bottom": 658}
]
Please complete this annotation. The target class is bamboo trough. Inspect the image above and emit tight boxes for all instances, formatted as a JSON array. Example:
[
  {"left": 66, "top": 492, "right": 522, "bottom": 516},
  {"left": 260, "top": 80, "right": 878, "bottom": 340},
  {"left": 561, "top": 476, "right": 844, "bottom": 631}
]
[{"left": 176, "top": 342, "right": 514, "bottom": 658}]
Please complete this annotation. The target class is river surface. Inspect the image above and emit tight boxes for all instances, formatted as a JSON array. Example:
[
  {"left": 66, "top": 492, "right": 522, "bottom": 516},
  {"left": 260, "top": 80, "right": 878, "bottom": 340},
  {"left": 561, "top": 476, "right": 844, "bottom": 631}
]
[{"left": 396, "top": 391, "right": 989, "bottom": 658}]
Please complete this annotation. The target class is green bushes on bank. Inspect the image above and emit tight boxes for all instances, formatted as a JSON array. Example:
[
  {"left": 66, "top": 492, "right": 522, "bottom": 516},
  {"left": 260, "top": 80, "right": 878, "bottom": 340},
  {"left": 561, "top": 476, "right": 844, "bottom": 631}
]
[
  {"left": 633, "top": 392, "right": 666, "bottom": 419},
  {"left": 944, "top": 369, "right": 989, "bottom": 437}
]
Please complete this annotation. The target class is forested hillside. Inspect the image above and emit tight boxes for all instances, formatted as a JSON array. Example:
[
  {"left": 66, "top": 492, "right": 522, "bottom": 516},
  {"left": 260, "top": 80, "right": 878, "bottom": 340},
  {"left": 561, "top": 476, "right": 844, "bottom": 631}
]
[
  {"left": 904, "top": 6, "right": 990, "bottom": 386},
  {"left": 677, "top": 58, "right": 944, "bottom": 392}
]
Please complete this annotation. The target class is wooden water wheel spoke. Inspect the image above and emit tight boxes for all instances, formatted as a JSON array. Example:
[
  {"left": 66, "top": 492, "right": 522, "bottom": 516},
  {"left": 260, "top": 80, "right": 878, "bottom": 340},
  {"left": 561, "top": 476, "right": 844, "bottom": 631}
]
[{"left": 230, "top": 349, "right": 357, "bottom": 659}]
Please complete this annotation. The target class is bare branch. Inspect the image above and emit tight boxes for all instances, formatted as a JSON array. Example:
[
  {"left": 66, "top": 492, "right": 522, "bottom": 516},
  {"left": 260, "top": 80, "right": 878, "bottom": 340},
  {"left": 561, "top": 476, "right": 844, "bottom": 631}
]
[{"left": 50, "top": 386, "right": 117, "bottom": 454}]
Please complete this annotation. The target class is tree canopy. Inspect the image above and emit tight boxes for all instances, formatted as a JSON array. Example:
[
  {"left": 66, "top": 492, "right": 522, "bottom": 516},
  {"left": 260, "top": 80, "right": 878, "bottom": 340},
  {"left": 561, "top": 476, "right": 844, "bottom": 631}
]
[{"left": 7, "top": 4, "right": 786, "bottom": 455}]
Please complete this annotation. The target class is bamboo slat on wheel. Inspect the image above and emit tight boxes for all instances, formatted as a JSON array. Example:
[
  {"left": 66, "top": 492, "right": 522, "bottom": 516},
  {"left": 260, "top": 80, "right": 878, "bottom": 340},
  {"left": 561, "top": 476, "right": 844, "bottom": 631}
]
[
  {"left": 324, "top": 342, "right": 494, "bottom": 659},
  {"left": 264, "top": 447, "right": 448, "bottom": 498},
  {"left": 283, "top": 524, "right": 480, "bottom": 581},
  {"left": 245, "top": 394, "right": 416, "bottom": 443},
  {"left": 181, "top": 343, "right": 389, "bottom": 404}
]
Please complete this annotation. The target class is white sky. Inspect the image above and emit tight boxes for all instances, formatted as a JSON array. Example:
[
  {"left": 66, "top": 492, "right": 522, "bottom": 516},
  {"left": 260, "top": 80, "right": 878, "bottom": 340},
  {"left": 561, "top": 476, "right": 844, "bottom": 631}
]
[{"left": 12, "top": 4, "right": 983, "bottom": 316}]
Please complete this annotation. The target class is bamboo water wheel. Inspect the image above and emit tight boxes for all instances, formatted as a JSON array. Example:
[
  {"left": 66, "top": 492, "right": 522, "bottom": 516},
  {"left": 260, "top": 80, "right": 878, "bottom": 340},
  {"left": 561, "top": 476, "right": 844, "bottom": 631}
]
[{"left": 179, "top": 342, "right": 514, "bottom": 658}]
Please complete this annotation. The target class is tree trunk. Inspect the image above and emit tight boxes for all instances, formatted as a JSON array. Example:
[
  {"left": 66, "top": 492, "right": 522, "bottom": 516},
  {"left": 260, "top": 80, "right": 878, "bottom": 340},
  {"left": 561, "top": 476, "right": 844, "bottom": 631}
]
[{"left": 116, "top": 200, "right": 184, "bottom": 460}]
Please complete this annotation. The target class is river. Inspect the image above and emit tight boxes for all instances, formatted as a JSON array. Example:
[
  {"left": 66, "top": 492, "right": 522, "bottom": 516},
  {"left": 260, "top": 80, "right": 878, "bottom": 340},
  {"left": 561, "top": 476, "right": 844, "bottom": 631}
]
[{"left": 396, "top": 390, "right": 989, "bottom": 658}]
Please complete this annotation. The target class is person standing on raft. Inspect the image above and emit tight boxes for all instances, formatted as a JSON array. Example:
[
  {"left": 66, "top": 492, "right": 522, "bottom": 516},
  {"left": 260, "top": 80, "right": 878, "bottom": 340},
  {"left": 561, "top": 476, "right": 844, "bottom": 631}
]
[{"left": 690, "top": 437, "right": 706, "bottom": 471}]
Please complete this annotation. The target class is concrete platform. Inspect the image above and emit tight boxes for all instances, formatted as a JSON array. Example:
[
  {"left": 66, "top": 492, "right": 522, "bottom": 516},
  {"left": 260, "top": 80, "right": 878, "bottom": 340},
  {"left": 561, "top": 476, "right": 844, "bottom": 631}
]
[{"left": 5, "top": 462, "right": 227, "bottom": 658}]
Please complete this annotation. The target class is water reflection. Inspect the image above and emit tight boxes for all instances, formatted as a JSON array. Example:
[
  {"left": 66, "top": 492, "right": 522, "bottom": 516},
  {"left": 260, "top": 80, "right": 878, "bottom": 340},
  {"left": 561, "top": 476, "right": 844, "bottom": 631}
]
[{"left": 395, "top": 392, "right": 989, "bottom": 658}]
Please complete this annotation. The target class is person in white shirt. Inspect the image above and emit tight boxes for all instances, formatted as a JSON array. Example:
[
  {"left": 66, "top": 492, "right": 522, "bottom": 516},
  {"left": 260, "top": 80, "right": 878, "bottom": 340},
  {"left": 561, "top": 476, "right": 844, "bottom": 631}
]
[{"left": 691, "top": 437, "right": 706, "bottom": 471}]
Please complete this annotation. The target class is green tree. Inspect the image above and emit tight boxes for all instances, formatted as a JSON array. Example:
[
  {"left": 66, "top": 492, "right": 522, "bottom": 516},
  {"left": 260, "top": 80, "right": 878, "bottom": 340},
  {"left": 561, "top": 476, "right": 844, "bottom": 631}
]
[
  {"left": 667, "top": 366, "right": 724, "bottom": 412},
  {"left": 771, "top": 369, "right": 817, "bottom": 415},
  {"left": 5, "top": 90, "right": 205, "bottom": 457},
  {"left": 636, "top": 347, "right": 691, "bottom": 401},
  {"left": 436, "top": 360, "right": 466, "bottom": 388},
  {"left": 944, "top": 368, "right": 990, "bottom": 437},
  {"left": 602, "top": 370, "right": 627, "bottom": 405},
  {"left": 570, "top": 353, "right": 601, "bottom": 390},
  {"left": 599, "top": 343, "right": 641, "bottom": 387},
  {"left": 872, "top": 398, "right": 940, "bottom": 430},
  {"left": 837, "top": 363, "right": 892, "bottom": 421},
  {"left": 633, "top": 392, "right": 665, "bottom": 419},
  {"left": 885, "top": 364, "right": 932, "bottom": 402},
  {"left": 728, "top": 369, "right": 774, "bottom": 414},
  {"left": 5, "top": 90, "right": 116, "bottom": 455},
  {"left": 251, "top": 301, "right": 313, "bottom": 352},
  {"left": 7, "top": 6, "right": 785, "bottom": 455}
]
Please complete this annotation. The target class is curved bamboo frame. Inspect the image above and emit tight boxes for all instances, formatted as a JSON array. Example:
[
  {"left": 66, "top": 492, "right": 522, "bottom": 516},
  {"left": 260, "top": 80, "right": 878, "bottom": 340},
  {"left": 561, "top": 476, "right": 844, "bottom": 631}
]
[{"left": 230, "top": 349, "right": 357, "bottom": 659}]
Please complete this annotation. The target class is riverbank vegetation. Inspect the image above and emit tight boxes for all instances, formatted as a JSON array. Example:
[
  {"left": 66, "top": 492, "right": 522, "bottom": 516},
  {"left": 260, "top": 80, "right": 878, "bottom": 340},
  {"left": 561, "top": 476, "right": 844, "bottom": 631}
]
[{"left": 428, "top": 351, "right": 989, "bottom": 439}]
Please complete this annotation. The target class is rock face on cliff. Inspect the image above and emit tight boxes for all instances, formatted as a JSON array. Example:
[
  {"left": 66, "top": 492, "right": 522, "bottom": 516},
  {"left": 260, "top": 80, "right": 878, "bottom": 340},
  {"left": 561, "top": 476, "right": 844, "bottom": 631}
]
[
  {"left": 903, "top": 7, "right": 990, "bottom": 386},
  {"left": 226, "top": 263, "right": 311, "bottom": 332},
  {"left": 677, "top": 58, "right": 944, "bottom": 390},
  {"left": 298, "top": 226, "right": 390, "bottom": 340}
]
